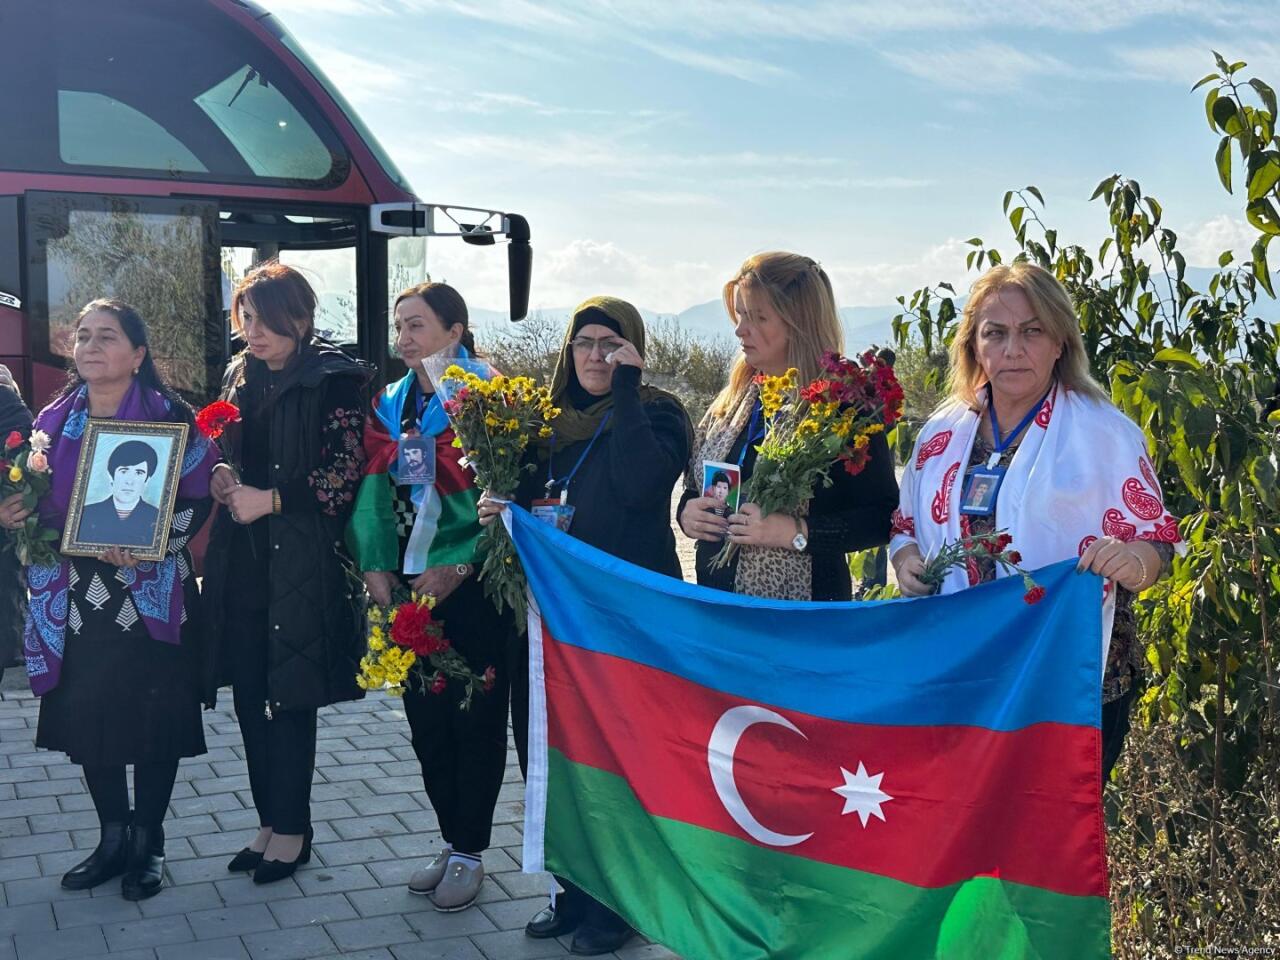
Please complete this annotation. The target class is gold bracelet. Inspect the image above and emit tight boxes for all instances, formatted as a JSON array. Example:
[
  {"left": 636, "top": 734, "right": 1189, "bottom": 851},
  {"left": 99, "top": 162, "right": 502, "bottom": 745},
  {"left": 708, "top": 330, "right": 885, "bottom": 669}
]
[
  {"left": 1131, "top": 550, "right": 1149, "bottom": 590},
  {"left": 271, "top": 489, "right": 282, "bottom": 515}
]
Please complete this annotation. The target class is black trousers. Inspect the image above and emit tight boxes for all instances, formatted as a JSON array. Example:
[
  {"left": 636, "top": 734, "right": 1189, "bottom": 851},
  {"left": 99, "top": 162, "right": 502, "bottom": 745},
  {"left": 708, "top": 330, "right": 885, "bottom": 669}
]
[
  {"left": 401, "top": 575, "right": 510, "bottom": 855},
  {"left": 1101, "top": 682, "right": 1138, "bottom": 781},
  {"left": 230, "top": 612, "right": 317, "bottom": 836},
  {"left": 83, "top": 761, "right": 179, "bottom": 828}
]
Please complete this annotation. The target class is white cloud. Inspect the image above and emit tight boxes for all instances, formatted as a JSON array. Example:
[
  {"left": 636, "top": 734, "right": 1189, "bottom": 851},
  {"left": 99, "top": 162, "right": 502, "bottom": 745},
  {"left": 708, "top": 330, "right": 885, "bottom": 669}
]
[
  {"left": 880, "top": 42, "right": 1083, "bottom": 89},
  {"left": 631, "top": 40, "right": 790, "bottom": 84},
  {"left": 1111, "top": 41, "right": 1280, "bottom": 84},
  {"left": 724, "top": 175, "right": 934, "bottom": 190},
  {"left": 1178, "top": 214, "right": 1259, "bottom": 267},
  {"left": 823, "top": 237, "right": 973, "bottom": 307}
]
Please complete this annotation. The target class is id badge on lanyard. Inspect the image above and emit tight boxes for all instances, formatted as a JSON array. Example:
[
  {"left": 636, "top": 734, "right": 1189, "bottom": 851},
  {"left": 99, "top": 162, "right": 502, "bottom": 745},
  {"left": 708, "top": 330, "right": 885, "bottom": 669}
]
[
  {"left": 960, "top": 465, "right": 1004, "bottom": 516},
  {"left": 531, "top": 496, "right": 576, "bottom": 532}
]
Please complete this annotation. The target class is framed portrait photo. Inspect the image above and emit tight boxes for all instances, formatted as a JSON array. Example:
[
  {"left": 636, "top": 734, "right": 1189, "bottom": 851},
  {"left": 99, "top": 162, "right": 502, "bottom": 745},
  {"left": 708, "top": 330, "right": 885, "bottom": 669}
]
[{"left": 61, "top": 419, "right": 189, "bottom": 562}]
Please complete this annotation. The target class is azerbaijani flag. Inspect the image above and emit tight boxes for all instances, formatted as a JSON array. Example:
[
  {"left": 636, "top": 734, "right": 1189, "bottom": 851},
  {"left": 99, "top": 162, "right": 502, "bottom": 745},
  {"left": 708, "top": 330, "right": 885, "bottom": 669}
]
[
  {"left": 505, "top": 506, "right": 1111, "bottom": 960},
  {"left": 346, "top": 373, "right": 481, "bottom": 574}
]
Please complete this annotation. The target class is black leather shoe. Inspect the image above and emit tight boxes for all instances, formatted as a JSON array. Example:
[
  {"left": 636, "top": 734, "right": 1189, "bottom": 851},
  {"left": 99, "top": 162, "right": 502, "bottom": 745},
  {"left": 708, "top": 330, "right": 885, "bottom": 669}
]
[
  {"left": 62, "top": 821, "right": 131, "bottom": 890},
  {"left": 121, "top": 823, "right": 165, "bottom": 901},
  {"left": 226, "top": 847, "right": 264, "bottom": 872},
  {"left": 570, "top": 923, "right": 635, "bottom": 956},
  {"left": 525, "top": 904, "right": 583, "bottom": 939},
  {"left": 252, "top": 826, "right": 312, "bottom": 885}
]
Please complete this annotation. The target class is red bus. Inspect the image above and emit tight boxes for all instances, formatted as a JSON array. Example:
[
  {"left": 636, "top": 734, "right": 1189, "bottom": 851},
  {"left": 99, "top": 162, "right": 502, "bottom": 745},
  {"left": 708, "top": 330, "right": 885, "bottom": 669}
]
[{"left": 0, "top": 0, "right": 531, "bottom": 409}]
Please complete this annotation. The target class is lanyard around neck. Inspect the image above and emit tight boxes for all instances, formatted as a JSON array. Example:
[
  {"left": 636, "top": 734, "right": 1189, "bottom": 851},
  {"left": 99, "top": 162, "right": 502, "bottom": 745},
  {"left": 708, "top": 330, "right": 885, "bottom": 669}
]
[
  {"left": 987, "top": 384, "right": 1049, "bottom": 461},
  {"left": 546, "top": 410, "right": 613, "bottom": 499},
  {"left": 737, "top": 400, "right": 766, "bottom": 469}
]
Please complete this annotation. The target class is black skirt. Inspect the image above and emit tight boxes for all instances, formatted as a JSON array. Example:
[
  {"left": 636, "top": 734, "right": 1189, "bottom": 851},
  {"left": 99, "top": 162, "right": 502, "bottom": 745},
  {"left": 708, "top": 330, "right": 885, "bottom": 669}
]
[{"left": 35, "top": 565, "right": 207, "bottom": 766}]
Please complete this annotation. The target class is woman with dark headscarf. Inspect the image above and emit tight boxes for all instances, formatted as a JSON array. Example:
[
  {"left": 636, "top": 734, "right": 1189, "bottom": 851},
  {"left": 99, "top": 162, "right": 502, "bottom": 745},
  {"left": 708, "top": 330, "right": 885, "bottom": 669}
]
[{"left": 480, "top": 296, "right": 692, "bottom": 956}]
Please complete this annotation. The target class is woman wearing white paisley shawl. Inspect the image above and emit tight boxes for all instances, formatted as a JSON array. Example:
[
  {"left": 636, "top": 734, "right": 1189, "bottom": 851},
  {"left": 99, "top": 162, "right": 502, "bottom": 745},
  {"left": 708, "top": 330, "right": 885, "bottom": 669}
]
[{"left": 889, "top": 264, "right": 1184, "bottom": 778}]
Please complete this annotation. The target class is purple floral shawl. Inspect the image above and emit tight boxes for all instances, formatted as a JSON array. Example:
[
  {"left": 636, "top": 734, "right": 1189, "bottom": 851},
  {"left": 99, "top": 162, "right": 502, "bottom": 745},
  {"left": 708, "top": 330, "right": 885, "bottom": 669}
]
[{"left": 24, "top": 381, "right": 219, "bottom": 695}]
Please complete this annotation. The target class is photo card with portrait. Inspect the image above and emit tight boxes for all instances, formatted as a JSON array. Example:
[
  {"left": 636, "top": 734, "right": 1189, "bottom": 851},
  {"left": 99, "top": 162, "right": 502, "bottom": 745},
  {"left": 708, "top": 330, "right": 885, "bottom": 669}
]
[
  {"left": 701, "top": 460, "right": 742, "bottom": 518},
  {"left": 959, "top": 466, "right": 1004, "bottom": 517},
  {"left": 61, "top": 419, "right": 189, "bottom": 562}
]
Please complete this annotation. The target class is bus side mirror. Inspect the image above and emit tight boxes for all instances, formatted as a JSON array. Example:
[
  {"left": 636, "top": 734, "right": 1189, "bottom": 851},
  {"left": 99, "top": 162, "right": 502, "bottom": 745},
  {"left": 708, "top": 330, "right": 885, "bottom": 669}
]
[{"left": 506, "top": 213, "right": 531, "bottom": 322}]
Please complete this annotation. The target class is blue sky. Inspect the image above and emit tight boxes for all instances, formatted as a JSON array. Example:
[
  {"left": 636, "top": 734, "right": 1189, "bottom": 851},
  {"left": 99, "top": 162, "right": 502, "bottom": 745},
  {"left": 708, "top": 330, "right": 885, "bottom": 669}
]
[{"left": 267, "top": 0, "right": 1277, "bottom": 315}]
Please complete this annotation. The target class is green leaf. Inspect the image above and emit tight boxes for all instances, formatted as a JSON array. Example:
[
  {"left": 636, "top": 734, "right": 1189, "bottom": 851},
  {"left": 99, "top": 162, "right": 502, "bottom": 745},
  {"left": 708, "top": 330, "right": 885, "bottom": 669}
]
[
  {"left": 1216, "top": 135, "right": 1233, "bottom": 192},
  {"left": 987, "top": 249, "right": 1002, "bottom": 266},
  {"left": 965, "top": 237, "right": 983, "bottom": 246},
  {"left": 1145, "top": 197, "right": 1162, "bottom": 223},
  {"left": 1026, "top": 185, "right": 1044, "bottom": 205},
  {"left": 1228, "top": 60, "right": 1247, "bottom": 74},
  {"left": 1153, "top": 347, "right": 1202, "bottom": 369},
  {"left": 1250, "top": 78, "right": 1278, "bottom": 118},
  {"left": 1247, "top": 197, "right": 1280, "bottom": 236},
  {"left": 1212, "top": 95, "right": 1239, "bottom": 132},
  {"left": 1253, "top": 235, "right": 1275, "bottom": 297},
  {"left": 1218, "top": 250, "right": 1234, "bottom": 267},
  {"left": 1247, "top": 154, "right": 1280, "bottom": 202},
  {"left": 1268, "top": 409, "right": 1280, "bottom": 425},
  {"left": 1212, "top": 50, "right": 1230, "bottom": 74},
  {"left": 1192, "top": 72, "right": 1220, "bottom": 92},
  {"left": 1001, "top": 191, "right": 1012, "bottom": 214},
  {"left": 1204, "top": 87, "right": 1221, "bottom": 130},
  {"left": 1010, "top": 207, "right": 1025, "bottom": 233},
  {"left": 1090, "top": 175, "right": 1118, "bottom": 201}
]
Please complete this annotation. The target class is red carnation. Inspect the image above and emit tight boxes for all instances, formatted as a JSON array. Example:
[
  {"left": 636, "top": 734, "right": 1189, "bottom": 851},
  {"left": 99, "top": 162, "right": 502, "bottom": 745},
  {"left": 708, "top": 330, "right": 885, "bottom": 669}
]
[
  {"left": 995, "top": 533, "right": 1013, "bottom": 551},
  {"left": 195, "top": 400, "right": 241, "bottom": 440},
  {"left": 482, "top": 666, "right": 497, "bottom": 693},
  {"left": 4, "top": 431, "right": 21, "bottom": 450},
  {"left": 1023, "top": 585, "right": 1046, "bottom": 605},
  {"left": 430, "top": 672, "right": 448, "bottom": 695},
  {"left": 1007, "top": 550, "right": 1023, "bottom": 564},
  {"left": 390, "top": 600, "right": 450, "bottom": 656}
]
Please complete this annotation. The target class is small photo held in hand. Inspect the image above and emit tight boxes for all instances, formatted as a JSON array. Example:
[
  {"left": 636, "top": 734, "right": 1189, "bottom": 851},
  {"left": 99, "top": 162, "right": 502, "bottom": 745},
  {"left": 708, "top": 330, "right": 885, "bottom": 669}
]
[
  {"left": 702, "top": 460, "right": 741, "bottom": 519},
  {"left": 62, "top": 419, "right": 188, "bottom": 561}
]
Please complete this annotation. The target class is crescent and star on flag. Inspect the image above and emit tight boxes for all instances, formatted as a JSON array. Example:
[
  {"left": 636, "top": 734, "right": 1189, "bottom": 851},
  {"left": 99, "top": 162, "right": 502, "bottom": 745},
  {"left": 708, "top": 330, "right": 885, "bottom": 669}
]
[{"left": 707, "top": 704, "right": 893, "bottom": 847}]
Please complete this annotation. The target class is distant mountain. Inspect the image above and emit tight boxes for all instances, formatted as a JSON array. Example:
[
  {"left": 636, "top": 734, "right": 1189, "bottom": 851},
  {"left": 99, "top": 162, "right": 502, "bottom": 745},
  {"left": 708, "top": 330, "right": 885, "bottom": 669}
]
[{"left": 468, "top": 265, "right": 1280, "bottom": 352}]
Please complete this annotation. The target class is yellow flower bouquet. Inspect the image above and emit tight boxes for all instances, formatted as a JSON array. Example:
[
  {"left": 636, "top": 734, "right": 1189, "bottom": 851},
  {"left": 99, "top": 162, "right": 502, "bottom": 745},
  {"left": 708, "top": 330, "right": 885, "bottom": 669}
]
[
  {"left": 357, "top": 587, "right": 495, "bottom": 709},
  {"left": 440, "top": 365, "right": 560, "bottom": 626},
  {"left": 711, "top": 350, "right": 904, "bottom": 569}
]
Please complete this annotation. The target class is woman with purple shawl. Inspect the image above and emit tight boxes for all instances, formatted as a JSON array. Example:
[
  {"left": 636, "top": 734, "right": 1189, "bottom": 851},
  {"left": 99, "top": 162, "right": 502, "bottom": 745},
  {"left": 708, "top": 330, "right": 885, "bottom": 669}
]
[{"left": 14, "top": 300, "right": 220, "bottom": 902}]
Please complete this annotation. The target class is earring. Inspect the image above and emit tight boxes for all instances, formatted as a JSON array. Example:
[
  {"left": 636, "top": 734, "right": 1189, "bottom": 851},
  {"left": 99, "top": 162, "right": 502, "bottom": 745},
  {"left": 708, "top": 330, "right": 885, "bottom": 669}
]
[{"left": 132, "top": 368, "right": 139, "bottom": 376}]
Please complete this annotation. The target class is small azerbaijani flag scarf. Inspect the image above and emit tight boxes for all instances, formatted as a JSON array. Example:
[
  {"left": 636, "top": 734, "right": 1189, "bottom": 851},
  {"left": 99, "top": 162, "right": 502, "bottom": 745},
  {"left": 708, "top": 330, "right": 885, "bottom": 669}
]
[{"left": 346, "top": 360, "right": 482, "bottom": 576}]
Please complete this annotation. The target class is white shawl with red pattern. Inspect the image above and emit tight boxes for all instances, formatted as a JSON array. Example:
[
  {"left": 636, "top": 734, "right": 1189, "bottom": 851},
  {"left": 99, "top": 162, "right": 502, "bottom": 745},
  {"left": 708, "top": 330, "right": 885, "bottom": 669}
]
[{"left": 889, "top": 383, "right": 1182, "bottom": 664}]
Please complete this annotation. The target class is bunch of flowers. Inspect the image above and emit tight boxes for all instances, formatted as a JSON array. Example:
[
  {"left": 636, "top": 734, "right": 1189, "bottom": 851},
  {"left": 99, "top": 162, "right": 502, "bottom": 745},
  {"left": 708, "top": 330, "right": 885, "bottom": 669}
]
[
  {"left": 357, "top": 587, "right": 496, "bottom": 708},
  {"left": 712, "top": 350, "right": 904, "bottom": 568},
  {"left": 0, "top": 429, "right": 59, "bottom": 566},
  {"left": 440, "top": 365, "right": 560, "bottom": 625},
  {"left": 918, "top": 530, "right": 1045, "bottom": 603}
]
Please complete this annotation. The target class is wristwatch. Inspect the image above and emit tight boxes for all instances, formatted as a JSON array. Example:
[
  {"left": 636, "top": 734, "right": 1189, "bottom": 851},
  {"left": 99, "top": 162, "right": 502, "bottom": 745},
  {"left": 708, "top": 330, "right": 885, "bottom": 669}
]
[
  {"left": 791, "top": 517, "right": 808, "bottom": 552},
  {"left": 455, "top": 563, "right": 472, "bottom": 577}
]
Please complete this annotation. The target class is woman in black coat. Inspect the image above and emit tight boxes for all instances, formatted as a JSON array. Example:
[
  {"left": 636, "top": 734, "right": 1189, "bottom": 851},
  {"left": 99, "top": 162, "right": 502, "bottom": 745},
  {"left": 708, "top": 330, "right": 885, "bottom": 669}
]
[
  {"left": 203, "top": 262, "right": 369, "bottom": 884},
  {"left": 480, "top": 295, "right": 693, "bottom": 956},
  {"left": 0, "top": 364, "right": 32, "bottom": 678}
]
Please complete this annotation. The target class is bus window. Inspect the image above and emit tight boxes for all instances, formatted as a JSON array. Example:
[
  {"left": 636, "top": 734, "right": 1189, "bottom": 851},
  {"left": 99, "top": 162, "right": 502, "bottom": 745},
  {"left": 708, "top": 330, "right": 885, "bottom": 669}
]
[
  {"left": 222, "top": 213, "right": 361, "bottom": 350},
  {"left": 195, "top": 66, "right": 334, "bottom": 182},
  {"left": 58, "top": 92, "right": 208, "bottom": 172},
  {"left": 0, "top": 0, "right": 349, "bottom": 189},
  {"left": 24, "top": 193, "right": 221, "bottom": 401}
]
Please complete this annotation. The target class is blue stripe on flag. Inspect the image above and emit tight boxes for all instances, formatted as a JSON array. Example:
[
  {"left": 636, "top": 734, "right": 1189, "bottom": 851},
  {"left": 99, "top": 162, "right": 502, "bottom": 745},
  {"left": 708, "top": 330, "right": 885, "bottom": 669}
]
[{"left": 507, "top": 505, "right": 1102, "bottom": 732}]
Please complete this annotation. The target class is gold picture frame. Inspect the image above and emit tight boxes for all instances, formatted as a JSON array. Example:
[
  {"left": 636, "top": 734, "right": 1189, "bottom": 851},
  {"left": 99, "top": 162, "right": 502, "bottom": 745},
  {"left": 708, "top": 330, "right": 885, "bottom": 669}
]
[{"left": 60, "top": 419, "right": 189, "bottom": 563}]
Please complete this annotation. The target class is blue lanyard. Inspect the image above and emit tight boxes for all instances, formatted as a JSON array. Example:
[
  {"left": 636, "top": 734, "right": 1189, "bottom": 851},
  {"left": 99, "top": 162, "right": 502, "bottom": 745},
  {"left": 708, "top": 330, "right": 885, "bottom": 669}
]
[
  {"left": 737, "top": 401, "right": 766, "bottom": 468},
  {"left": 546, "top": 411, "right": 613, "bottom": 497},
  {"left": 987, "top": 385, "right": 1050, "bottom": 461}
]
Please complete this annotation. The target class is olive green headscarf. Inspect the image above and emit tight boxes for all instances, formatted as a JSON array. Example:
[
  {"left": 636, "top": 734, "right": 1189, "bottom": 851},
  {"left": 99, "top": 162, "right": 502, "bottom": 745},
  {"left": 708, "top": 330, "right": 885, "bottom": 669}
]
[{"left": 543, "top": 295, "right": 688, "bottom": 446}]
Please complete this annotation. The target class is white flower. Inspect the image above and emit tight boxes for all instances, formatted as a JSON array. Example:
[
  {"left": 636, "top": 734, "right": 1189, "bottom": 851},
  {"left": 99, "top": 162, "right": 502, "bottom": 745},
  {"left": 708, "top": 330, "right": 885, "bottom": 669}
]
[{"left": 28, "top": 430, "right": 51, "bottom": 454}]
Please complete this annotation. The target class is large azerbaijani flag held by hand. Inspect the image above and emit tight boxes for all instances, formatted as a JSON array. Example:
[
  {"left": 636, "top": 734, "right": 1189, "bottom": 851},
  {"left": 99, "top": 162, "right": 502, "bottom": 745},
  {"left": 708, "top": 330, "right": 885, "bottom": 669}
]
[{"left": 503, "top": 505, "right": 1111, "bottom": 960}]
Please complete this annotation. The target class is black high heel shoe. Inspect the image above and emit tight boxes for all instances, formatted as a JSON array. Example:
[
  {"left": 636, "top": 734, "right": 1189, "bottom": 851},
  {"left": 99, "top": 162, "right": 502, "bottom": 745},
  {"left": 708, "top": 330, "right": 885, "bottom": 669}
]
[
  {"left": 252, "top": 826, "right": 312, "bottom": 885},
  {"left": 226, "top": 846, "right": 265, "bottom": 872},
  {"left": 62, "top": 821, "right": 131, "bottom": 890}
]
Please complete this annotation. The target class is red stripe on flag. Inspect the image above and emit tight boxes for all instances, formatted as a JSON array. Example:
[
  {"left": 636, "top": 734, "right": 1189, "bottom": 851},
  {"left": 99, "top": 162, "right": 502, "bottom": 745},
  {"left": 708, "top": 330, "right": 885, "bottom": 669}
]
[{"left": 543, "top": 630, "right": 1106, "bottom": 898}]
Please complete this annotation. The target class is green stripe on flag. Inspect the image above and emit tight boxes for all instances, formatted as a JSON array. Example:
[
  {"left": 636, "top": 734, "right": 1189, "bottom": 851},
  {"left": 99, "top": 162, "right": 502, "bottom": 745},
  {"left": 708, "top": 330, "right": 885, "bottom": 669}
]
[
  {"left": 544, "top": 749, "right": 1109, "bottom": 960},
  {"left": 345, "top": 474, "right": 400, "bottom": 572},
  {"left": 425, "top": 487, "right": 482, "bottom": 566}
]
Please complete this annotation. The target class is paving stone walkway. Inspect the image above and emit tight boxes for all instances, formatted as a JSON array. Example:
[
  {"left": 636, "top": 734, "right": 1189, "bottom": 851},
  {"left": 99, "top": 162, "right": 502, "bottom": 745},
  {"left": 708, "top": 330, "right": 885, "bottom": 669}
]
[{"left": 0, "top": 675, "right": 679, "bottom": 960}]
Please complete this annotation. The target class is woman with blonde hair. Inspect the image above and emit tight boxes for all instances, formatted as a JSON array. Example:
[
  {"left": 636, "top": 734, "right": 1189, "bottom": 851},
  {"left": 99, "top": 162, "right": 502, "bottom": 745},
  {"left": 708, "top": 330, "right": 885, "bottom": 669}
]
[
  {"left": 678, "top": 251, "right": 898, "bottom": 601},
  {"left": 889, "top": 262, "right": 1183, "bottom": 776}
]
